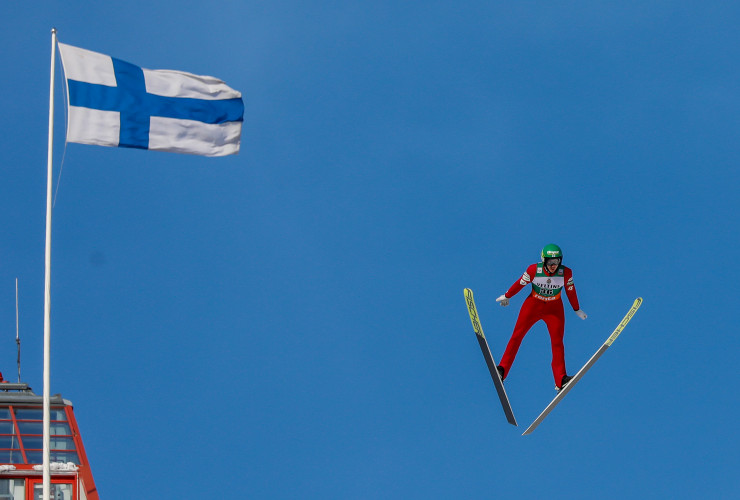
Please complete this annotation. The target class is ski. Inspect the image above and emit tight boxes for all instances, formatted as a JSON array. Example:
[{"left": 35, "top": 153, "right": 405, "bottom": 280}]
[
  {"left": 522, "top": 297, "right": 643, "bottom": 435},
  {"left": 464, "top": 288, "right": 517, "bottom": 426}
]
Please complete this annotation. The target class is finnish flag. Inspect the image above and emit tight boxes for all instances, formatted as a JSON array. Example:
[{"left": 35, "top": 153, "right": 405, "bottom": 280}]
[{"left": 58, "top": 42, "right": 244, "bottom": 157}]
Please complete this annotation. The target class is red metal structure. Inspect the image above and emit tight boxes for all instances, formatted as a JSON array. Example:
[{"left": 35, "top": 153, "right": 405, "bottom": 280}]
[{"left": 0, "top": 383, "right": 98, "bottom": 500}]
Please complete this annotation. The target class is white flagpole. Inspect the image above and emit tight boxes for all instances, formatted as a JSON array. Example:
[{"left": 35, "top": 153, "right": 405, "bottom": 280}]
[
  {"left": 16, "top": 278, "right": 20, "bottom": 383},
  {"left": 43, "top": 27, "right": 57, "bottom": 500}
]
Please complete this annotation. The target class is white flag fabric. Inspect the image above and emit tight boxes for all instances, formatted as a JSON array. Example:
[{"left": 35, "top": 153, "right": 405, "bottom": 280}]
[{"left": 58, "top": 42, "right": 244, "bottom": 157}]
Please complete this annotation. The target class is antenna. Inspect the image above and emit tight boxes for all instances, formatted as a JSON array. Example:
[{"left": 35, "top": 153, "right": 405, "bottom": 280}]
[{"left": 16, "top": 279, "right": 20, "bottom": 383}]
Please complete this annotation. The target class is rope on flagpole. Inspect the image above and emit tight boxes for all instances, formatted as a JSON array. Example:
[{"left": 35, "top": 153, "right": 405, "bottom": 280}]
[{"left": 53, "top": 50, "right": 69, "bottom": 209}]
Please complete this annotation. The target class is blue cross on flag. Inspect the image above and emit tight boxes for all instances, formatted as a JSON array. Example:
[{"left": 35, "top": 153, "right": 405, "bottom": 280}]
[{"left": 58, "top": 42, "right": 244, "bottom": 157}]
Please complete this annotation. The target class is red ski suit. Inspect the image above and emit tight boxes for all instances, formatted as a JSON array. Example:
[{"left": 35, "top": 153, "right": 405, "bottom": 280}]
[{"left": 499, "top": 263, "right": 581, "bottom": 387}]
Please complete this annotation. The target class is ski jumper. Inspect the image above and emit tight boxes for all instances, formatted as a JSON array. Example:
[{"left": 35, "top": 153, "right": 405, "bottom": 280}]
[{"left": 499, "top": 263, "right": 581, "bottom": 387}]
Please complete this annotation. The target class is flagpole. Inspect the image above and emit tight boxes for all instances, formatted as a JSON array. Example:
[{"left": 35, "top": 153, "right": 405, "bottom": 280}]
[
  {"left": 43, "top": 27, "right": 57, "bottom": 500},
  {"left": 16, "top": 278, "right": 20, "bottom": 383}
]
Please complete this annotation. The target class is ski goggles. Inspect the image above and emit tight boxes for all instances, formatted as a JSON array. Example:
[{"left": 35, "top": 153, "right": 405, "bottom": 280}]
[{"left": 544, "top": 258, "right": 561, "bottom": 267}]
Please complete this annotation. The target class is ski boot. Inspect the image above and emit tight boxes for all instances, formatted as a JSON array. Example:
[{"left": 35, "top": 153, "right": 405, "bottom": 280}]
[{"left": 556, "top": 375, "right": 573, "bottom": 392}]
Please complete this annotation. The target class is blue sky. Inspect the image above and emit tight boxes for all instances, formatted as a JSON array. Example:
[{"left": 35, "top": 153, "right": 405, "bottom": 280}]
[{"left": 1, "top": 1, "right": 739, "bottom": 498}]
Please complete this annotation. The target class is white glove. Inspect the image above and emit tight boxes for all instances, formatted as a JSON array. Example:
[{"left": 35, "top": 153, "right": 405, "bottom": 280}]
[
  {"left": 575, "top": 309, "right": 587, "bottom": 320},
  {"left": 496, "top": 295, "right": 510, "bottom": 307}
]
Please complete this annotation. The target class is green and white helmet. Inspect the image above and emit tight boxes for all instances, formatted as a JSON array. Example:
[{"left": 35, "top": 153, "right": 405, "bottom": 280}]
[{"left": 541, "top": 243, "right": 563, "bottom": 263}]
